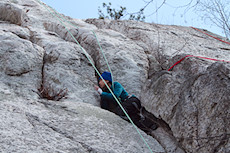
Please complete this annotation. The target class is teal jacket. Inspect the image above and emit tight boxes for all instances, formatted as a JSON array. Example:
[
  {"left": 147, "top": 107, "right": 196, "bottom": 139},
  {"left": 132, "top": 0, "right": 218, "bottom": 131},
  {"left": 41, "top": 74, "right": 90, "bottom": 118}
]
[{"left": 101, "top": 82, "right": 129, "bottom": 102}]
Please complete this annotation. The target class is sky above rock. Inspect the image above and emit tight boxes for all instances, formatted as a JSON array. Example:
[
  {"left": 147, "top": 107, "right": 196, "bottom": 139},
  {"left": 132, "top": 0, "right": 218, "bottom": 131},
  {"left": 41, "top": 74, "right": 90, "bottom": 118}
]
[{"left": 41, "top": 0, "right": 225, "bottom": 37}]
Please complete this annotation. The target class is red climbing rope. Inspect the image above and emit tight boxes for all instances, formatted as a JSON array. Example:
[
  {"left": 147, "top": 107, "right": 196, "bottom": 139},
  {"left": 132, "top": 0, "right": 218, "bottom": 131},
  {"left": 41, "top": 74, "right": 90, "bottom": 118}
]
[
  {"left": 191, "top": 27, "right": 230, "bottom": 45},
  {"left": 168, "top": 55, "right": 230, "bottom": 71},
  {"left": 168, "top": 27, "right": 230, "bottom": 71}
]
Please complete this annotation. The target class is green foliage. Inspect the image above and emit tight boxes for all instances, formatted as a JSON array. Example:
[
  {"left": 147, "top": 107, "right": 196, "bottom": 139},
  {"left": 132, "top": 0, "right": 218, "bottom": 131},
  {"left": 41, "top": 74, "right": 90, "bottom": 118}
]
[
  {"left": 98, "top": 2, "right": 145, "bottom": 21},
  {"left": 98, "top": 2, "right": 126, "bottom": 20},
  {"left": 129, "top": 8, "right": 145, "bottom": 21}
]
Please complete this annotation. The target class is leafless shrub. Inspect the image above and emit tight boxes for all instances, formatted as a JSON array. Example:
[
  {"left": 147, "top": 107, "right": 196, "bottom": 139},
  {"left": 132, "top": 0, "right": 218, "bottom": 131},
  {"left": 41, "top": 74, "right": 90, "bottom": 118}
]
[{"left": 38, "top": 83, "right": 68, "bottom": 101}]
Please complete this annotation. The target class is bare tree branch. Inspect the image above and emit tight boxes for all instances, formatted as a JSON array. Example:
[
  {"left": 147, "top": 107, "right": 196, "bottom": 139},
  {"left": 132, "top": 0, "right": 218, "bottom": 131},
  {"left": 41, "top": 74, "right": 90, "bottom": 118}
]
[
  {"left": 146, "top": 0, "right": 166, "bottom": 17},
  {"left": 197, "top": 0, "right": 230, "bottom": 38},
  {"left": 98, "top": 0, "right": 229, "bottom": 38},
  {"left": 126, "top": 0, "right": 154, "bottom": 16}
]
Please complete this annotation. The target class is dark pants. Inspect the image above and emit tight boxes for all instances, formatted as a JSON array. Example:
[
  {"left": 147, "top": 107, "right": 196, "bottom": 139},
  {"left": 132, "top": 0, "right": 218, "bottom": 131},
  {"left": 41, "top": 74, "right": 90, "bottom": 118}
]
[
  {"left": 101, "top": 96, "right": 140, "bottom": 115},
  {"left": 100, "top": 96, "right": 119, "bottom": 113},
  {"left": 115, "top": 96, "right": 143, "bottom": 128},
  {"left": 101, "top": 96, "right": 143, "bottom": 127},
  {"left": 101, "top": 96, "right": 158, "bottom": 132}
]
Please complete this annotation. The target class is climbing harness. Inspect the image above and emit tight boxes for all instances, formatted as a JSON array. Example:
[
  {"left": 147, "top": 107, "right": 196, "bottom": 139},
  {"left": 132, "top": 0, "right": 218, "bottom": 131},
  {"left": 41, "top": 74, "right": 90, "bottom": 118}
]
[
  {"left": 168, "top": 55, "right": 230, "bottom": 71},
  {"left": 35, "top": 0, "right": 153, "bottom": 152}
]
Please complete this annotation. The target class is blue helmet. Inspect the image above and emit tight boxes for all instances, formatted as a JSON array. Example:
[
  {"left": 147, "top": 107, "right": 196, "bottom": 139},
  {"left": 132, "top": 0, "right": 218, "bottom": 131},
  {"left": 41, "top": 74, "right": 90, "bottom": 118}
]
[{"left": 99, "top": 71, "right": 112, "bottom": 82}]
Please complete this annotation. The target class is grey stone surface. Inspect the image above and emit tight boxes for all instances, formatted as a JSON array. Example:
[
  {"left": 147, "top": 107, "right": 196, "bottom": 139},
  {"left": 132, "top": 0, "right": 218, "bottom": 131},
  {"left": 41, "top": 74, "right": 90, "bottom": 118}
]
[
  {"left": 0, "top": 0, "right": 230, "bottom": 152},
  {"left": 0, "top": 1, "right": 164, "bottom": 152},
  {"left": 141, "top": 60, "right": 230, "bottom": 153},
  {"left": 0, "top": 95, "right": 164, "bottom": 153}
]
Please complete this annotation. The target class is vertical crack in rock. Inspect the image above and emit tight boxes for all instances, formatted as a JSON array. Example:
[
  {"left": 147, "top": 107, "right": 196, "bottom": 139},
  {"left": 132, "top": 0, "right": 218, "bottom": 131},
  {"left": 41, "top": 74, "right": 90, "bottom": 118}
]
[
  {"left": 37, "top": 51, "right": 46, "bottom": 98},
  {"left": 37, "top": 50, "right": 67, "bottom": 101},
  {"left": 142, "top": 107, "right": 186, "bottom": 153}
]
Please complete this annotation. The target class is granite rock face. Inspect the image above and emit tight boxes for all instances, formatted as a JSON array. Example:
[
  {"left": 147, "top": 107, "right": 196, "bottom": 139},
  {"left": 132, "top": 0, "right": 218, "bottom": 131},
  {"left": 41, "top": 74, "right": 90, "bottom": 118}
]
[
  {"left": 0, "top": 0, "right": 230, "bottom": 152},
  {"left": 0, "top": 94, "right": 164, "bottom": 153},
  {"left": 141, "top": 59, "right": 230, "bottom": 153}
]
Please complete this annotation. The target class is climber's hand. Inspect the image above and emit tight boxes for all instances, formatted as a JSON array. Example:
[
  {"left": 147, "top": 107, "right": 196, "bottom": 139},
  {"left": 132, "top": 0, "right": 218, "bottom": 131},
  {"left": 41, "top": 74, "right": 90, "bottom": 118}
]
[{"left": 95, "top": 85, "right": 102, "bottom": 94}]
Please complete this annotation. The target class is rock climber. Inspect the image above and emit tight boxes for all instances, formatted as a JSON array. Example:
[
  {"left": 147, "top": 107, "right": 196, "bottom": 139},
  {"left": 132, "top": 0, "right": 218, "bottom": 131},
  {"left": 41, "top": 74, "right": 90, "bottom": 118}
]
[{"left": 95, "top": 71, "right": 158, "bottom": 133}]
